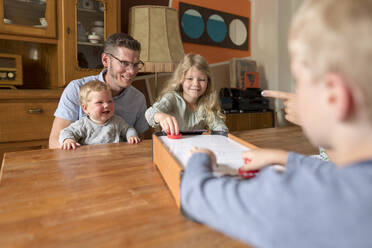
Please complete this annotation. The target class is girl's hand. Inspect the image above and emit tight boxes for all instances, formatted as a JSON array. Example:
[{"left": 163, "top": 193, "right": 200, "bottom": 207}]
[
  {"left": 241, "top": 148, "right": 289, "bottom": 170},
  {"left": 189, "top": 147, "right": 217, "bottom": 169},
  {"left": 61, "top": 138, "right": 80, "bottom": 150},
  {"left": 262, "top": 90, "right": 301, "bottom": 126},
  {"left": 128, "top": 136, "right": 141, "bottom": 144},
  {"left": 154, "top": 112, "right": 180, "bottom": 135}
]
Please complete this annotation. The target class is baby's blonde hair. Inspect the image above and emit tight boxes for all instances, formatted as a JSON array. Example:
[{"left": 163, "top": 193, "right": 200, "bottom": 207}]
[
  {"left": 79, "top": 80, "right": 111, "bottom": 106},
  {"left": 289, "top": 0, "right": 372, "bottom": 120},
  {"left": 158, "top": 53, "right": 225, "bottom": 126}
]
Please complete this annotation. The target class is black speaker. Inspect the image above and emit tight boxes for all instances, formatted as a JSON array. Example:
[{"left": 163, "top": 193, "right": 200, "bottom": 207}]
[{"left": 219, "top": 88, "right": 269, "bottom": 113}]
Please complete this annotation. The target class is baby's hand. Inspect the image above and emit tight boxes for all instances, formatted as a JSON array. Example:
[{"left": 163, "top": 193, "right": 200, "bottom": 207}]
[
  {"left": 189, "top": 147, "right": 217, "bottom": 169},
  {"left": 128, "top": 136, "right": 140, "bottom": 144},
  {"left": 61, "top": 138, "right": 80, "bottom": 150},
  {"left": 241, "top": 148, "right": 289, "bottom": 170}
]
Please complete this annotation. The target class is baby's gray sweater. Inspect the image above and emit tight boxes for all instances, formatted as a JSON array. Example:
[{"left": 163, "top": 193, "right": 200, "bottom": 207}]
[{"left": 59, "top": 115, "right": 137, "bottom": 145}]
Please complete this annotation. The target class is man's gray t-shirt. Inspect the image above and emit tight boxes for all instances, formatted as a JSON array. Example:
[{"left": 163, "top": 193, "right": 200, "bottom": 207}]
[
  {"left": 181, "top": 152, "right": 372, "bottom": 248},
  {"left": 59, "top": 115, "right": 138, "bottom": 145},
  {"left": 54, "top": 70, "right": 149, "bottom": 134}
]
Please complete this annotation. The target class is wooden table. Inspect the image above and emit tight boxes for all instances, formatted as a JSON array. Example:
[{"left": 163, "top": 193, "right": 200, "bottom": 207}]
[{"left": 0, "top": 126, "right": 317, "bottom": 248}]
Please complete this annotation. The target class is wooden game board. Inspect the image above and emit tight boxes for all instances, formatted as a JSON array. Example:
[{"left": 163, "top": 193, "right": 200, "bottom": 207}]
[{"left": 152, "top": 131, "right": 257, "bottom": 207}]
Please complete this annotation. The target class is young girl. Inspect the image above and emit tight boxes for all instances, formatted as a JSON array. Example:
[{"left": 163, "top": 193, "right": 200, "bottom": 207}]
[{"left": 145, "top": 54, "right": 227, "bottom": 135}]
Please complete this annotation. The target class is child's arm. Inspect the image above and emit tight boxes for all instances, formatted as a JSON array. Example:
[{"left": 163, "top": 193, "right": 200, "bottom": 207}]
[
  {"left": 145, "top": 93, "right": 179, "bottom": 134},
  {"left": 189, "top": 147, "right": 217, "bottom": 169},
  {"left": 59, "top": 119, "right": 86, "bottom": 150},
  {"left": 241, "top": 148, "right": 289, "bottom": 170},
  {"left": 153, "top": 112, "right": 180, "bottom": 135},
  {"left": 209, "top": 113, "right": 228, "bottom": 132},
  {"left": 123, "top": 123, "right": 140, "bottom": 144},
  {"left": 61, "top": 138, "right": 81, "bottom": 150}
]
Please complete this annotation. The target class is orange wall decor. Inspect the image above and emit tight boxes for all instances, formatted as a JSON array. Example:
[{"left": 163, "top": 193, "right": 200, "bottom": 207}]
[{"left": 171, "top": 0, "right": 251, "bottom": 63}]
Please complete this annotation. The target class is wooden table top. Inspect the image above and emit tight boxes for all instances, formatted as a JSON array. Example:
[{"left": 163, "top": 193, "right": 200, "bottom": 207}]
[{"left": 0, "top": 126, "right": 317, "bottom": 248}]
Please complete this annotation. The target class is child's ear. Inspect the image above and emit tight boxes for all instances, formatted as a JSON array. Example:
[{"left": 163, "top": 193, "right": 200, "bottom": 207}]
[
  {"left": 82, "top": 104, "right": 89, "bottom": 115},
  {"left": 325, "top": 73, "right": 354, "bottom": 121}
]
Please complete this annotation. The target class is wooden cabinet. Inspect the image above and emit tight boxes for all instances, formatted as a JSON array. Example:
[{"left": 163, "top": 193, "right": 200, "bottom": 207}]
[
  {"left": 0, "top": 0, "right": 57, "bottom": 39},
  {"left": 225, "top": 111, "right": 274, "bottom": 132},
  {"left": 0, "top": 0, "right": 121, "bottom": 89},
  {"left": 58, "top": 0, "right": 121, "bottom": 87},
  {"left": 0, "top": 89, "right": 62, "bottom": 160},
  {"left": 0, "top": 0, "right": 121, "bottom": 160}
]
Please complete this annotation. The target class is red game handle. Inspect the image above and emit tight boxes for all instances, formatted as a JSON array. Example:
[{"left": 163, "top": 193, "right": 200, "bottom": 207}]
[
  {"left": 239, "top": 158, "right": 259, "bottom": 179},
  {"left": 167, "top": 133, "right": 182, "bottom": 139}
]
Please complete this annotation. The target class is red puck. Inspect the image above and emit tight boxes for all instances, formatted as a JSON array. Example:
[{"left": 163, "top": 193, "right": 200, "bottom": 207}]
[
  {"left": 238, "top": 167, "right": 259, "bottom": 179},
  {"left": 167, "top": 133, "right": 182, "bottom": 139}
]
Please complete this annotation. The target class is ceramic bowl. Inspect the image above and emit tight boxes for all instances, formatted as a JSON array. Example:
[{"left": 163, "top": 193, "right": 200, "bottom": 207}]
[
  {"left": 39, "top": 18, "right": 48, "bottom": 27},
  {"left": 4, "top": 18, "right": 12, "bottom": 24},
  {"left": 88, "top": 33, "right": 101, "bottom": 44},
  {"left": 91, "top": 26, "right": 104, "bottom": 36}
]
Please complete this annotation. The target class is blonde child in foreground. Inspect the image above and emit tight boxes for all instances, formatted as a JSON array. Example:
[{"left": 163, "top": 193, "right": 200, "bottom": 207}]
[
  {"left": 145, "top": 53, "right": 227, "bottom": 135},
  {"left": 60, "top": 81, "right": 140, "bottom": 150},
  {"left": 181, "top": 0, "right": 372, "bottom": 247}
]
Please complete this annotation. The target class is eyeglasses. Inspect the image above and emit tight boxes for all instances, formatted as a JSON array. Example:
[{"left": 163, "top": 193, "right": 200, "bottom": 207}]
[{"left": 107, "top": 53, "right": 144, "bottom": 70}]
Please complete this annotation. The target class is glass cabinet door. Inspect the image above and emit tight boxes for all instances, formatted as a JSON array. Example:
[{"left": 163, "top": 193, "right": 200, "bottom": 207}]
[
  {"left": 77, "top": 0, "right": 104, "bottom": 69},
  {"left": 0, "top": 0, "right": 56, "bottom": 38},
  {"left": 59, "top": 0, "right": 120, "bottom": 86}
]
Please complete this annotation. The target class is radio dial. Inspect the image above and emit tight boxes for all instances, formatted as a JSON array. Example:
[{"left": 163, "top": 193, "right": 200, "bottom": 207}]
[{"left": 7, "top": 72, "right": 15, "bottom": 79}]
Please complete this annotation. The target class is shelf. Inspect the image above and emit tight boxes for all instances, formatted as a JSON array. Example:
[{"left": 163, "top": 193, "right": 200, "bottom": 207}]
[
  {"left": 77, "top": 7, "right": 102, "bottom": 13},
  {"left": 0, "top": 33, "right": 57, "bottom": 44},
  {"left": 78, "top": 41, "right": 103, "bottom": 47}
]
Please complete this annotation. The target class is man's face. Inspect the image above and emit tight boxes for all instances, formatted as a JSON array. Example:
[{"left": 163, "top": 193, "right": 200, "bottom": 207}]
[{"left": 103, "top": 47, "right": 141, "bottom": 91}]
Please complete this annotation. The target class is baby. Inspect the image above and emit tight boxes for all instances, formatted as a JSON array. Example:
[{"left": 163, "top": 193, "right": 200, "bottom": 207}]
[{"left": 59, "top": 80, "right": 140, "bottom": 150}]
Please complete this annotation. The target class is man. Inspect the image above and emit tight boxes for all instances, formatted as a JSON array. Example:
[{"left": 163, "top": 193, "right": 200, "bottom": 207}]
[{"left": 49, "top": 33, "right": 149, "bottom": 148}]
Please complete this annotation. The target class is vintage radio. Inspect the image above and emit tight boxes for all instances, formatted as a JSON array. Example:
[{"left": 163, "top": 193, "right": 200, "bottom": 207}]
[{"left": 0, "top": 53, "right": 23, "bottom": 88}]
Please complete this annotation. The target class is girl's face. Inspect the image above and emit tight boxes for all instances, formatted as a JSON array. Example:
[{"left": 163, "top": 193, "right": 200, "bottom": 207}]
[
  {"left": 182, "top": 66, "right": 208, "bottom": 105},
  {"left": 82, "top": 90, "right": 114, "bottom": 124}
]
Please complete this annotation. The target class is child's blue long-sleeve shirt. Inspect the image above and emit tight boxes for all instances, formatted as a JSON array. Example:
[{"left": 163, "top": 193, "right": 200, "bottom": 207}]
[{"left": 180, "top": 152, "right": 372, "bottom": 248}]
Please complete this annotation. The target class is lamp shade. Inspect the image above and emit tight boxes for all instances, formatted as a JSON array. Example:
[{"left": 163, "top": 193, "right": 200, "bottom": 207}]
[{"left": 129, "top": 5, "right": 185, "bottom": 73}]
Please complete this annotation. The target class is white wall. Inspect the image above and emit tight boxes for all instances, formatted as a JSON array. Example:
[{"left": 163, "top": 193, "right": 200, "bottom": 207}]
[{"left": 249, "top": 0, "right": 303, "bottom": 111}]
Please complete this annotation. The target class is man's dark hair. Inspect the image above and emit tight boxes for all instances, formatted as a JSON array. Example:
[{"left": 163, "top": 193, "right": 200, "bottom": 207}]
[{"left": 103, "top": 33, "right": 141, "bottom": 54}]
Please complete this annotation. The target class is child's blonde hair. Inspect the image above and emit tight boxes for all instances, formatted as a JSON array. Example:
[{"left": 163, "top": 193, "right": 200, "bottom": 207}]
[
  {"left": 79, "top": 80, "right": 111, "bottom": 106},
  {"left": 289, "top": 0, "right": 372, "bottom": 120},
  {"left": 158, "top": 53, "right": 225, "bottom": 126}
]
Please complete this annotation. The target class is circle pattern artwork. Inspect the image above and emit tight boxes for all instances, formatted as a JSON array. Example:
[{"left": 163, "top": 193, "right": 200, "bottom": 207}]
[
  {"left": 229, "top": 19, "right": 247, "bottom": 46},
  {"left": 181, "top": 9, "right": 204, "bottom": 39},
  {"left": 179, "top": 2, "right": 249, "bottom": 51},
  {"left": 206, "top": 14, "right": 226, "bottom": 43}
]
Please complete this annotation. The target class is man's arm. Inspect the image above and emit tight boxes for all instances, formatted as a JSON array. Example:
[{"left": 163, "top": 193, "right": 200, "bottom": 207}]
[{"left": 49, "top": 117, "right": 72, "bottom": 149}]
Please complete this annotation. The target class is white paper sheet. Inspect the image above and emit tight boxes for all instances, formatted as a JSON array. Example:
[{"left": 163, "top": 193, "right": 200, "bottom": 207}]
[{"left": 158, "top": 135, "right": 251, "bottom": 176}]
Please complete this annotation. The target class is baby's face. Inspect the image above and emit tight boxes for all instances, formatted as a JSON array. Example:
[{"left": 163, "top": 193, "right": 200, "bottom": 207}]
[{"left": 84, "top": 90, "right": 114, "bottom": 124}]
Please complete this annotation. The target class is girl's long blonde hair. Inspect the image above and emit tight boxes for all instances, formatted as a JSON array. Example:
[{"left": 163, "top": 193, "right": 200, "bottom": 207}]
[{"left": 158, "top": 53, "right": 225, "bottom": 126}]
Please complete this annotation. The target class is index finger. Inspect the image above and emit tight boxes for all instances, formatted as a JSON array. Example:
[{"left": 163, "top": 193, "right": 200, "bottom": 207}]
[
  {"left": 262, "top": 90, "right": 294, "bottom": 100},
  {"left": 172, "top": 118, "right": 180, "bottom": 135}
]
